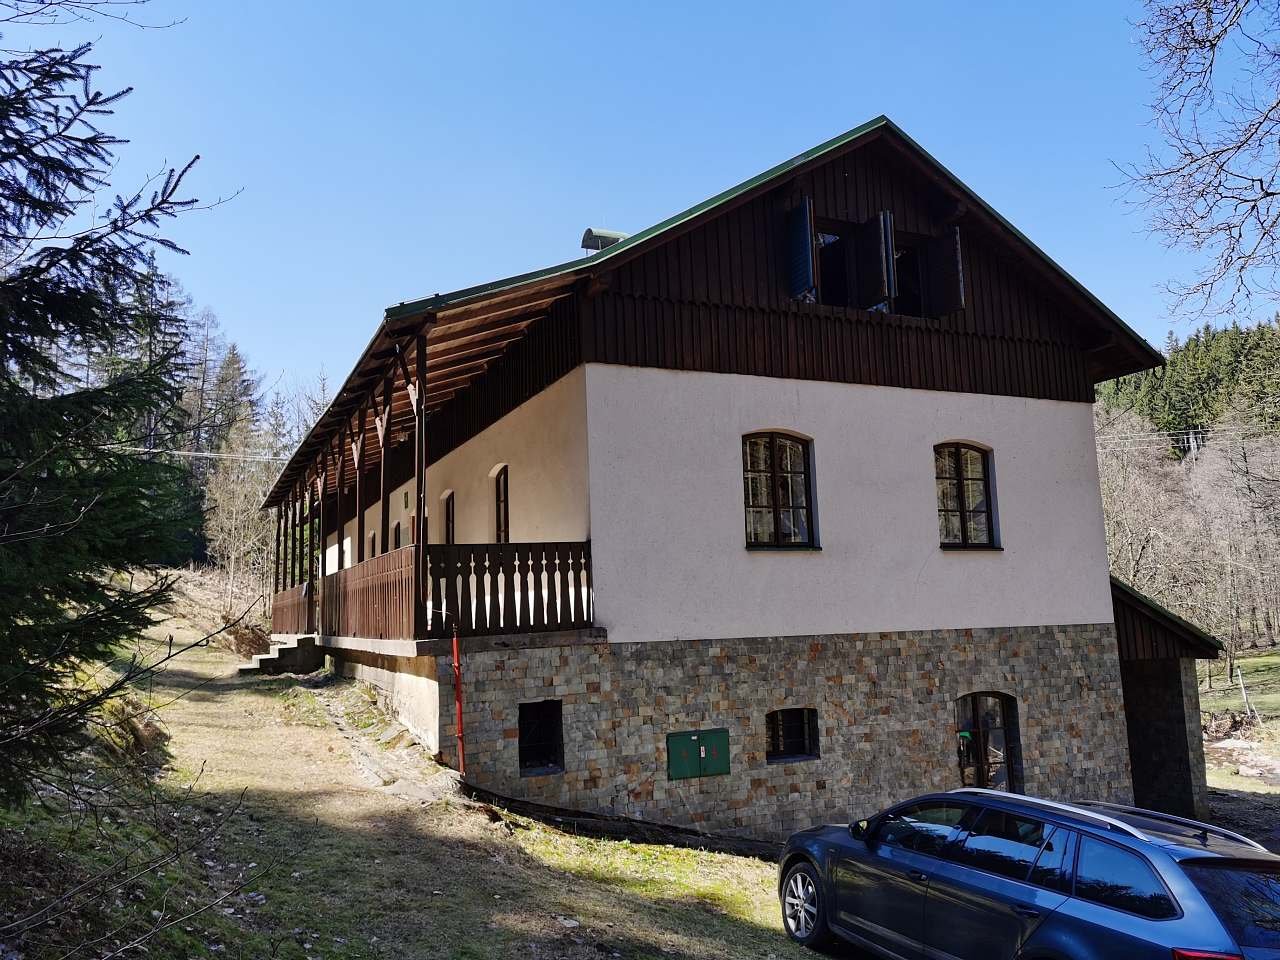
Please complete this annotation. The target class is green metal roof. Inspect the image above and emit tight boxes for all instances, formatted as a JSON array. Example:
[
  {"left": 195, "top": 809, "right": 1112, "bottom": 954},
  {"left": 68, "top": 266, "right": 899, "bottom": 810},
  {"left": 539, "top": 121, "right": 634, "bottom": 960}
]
[
  {"left": 382, "top": 114, "right": 1163, "bottom": 370},
  {"left": 383, "top": 115, "right": 895, "bottom": 322}
]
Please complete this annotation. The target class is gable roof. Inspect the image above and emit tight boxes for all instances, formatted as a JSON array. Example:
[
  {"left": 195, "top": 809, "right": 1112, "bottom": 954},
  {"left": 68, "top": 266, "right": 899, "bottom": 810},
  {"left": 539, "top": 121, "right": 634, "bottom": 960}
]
[
  {"left": 264, "top": 116, "right": 1163, "bottom": 509},
  {"left": 382, "top": 114, "right": 1162, "bottom": 373}
]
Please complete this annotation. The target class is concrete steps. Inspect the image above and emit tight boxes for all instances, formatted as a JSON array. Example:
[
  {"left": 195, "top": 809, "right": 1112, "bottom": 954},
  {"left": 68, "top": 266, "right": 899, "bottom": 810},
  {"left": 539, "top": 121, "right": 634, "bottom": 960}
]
[{"left": 237, "top": 635, "right": 324, "bottom": 676}]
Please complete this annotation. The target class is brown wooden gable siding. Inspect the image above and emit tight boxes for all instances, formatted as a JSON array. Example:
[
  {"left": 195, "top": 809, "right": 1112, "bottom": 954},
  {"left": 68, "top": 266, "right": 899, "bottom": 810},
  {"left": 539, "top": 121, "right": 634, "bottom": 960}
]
[
  {"left": 586, "top": 140, "right": 1096, "bottom": 402},
  {"left": 1112, "top": 580, "right": 1221, "bottom": 661}
]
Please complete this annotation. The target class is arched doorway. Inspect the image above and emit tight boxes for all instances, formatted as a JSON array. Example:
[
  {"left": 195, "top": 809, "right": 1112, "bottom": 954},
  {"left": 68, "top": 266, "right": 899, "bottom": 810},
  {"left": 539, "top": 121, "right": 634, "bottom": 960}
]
[{"left": 955, "top": 692, "right": 1024, "bottom": 792}]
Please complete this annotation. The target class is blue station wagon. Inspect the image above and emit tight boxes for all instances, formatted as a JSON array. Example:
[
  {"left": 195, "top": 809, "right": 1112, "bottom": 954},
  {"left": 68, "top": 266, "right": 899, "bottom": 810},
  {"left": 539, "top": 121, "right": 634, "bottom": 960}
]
[{"left": 778, "top": 788, "right": 1280, "bottom": 960}]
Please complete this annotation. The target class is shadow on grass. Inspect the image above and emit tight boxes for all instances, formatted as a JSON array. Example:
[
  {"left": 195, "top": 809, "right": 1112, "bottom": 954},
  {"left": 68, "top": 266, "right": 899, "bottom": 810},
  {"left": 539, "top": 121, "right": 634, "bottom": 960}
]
[{"left": 56, "top": 778, "right": 868, "bottom": 960}]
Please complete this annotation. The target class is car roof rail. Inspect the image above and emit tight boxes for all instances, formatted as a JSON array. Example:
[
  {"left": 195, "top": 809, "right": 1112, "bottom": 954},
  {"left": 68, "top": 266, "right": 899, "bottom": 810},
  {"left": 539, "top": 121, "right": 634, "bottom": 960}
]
[
  {"left": 948, "top": 788, "right": 1151, "bottom": 842},
  {"left": 1074, "top": 800, "right": 1268, "bottom": 852}
]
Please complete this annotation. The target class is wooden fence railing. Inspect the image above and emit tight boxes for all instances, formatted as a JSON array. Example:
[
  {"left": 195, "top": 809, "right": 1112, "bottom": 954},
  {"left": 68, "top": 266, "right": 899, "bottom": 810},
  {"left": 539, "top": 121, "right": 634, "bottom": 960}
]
[
  {"left": 321, "top": 544, "right": 417, "bottom": 641},
  {"left": 278, "top": 541, "right": 594, "bottom": 641},
  {"left": 271, "top": 582, "right": 312, "bottom": 634},
  {"left": 423, "top": 541, "right": 592, "bottom": 638}
]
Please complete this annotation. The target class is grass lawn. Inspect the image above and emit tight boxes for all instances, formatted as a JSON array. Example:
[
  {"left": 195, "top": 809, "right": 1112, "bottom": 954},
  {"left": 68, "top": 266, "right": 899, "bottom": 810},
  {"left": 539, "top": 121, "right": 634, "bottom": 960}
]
[
  {"left": 2, "top": 592, "right": 811, "bottom": 960},
  {"left": 1199, "top": 648, "right": 1280, "bottom": 718}
]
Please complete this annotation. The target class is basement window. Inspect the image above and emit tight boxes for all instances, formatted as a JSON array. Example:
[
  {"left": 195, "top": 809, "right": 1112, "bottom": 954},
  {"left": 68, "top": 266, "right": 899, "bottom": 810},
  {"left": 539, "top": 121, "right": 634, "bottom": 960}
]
[
  {"left": 766, "top": 708, "right": 820, "bottom": 763},
  {"left": 518, "top": 699, "right": 563, "bottom": 776}
]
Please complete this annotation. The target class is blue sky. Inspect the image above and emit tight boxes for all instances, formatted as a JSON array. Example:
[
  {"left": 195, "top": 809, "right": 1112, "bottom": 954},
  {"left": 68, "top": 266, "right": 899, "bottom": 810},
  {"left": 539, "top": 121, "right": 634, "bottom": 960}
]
[{"left": 16, "top": 1, "right": 1205, "bottom": 386}]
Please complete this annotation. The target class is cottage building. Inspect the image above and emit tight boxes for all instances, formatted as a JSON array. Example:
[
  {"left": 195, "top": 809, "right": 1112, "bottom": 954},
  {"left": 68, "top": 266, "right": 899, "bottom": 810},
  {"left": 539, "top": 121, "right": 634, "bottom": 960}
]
[{"left": 257, "top": 116, "right": 1219, "bottom": 839}]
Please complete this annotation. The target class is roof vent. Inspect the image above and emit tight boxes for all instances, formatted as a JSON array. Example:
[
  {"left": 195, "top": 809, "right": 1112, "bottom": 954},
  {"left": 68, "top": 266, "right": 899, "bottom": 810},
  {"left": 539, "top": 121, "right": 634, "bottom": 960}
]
[{"left": 581, "top": 227, "right": 628, "bottom": 254}]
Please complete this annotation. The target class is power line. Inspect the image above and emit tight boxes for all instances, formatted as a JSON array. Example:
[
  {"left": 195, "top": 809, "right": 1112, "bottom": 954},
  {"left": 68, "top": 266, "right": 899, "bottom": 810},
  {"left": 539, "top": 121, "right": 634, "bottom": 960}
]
[{"left": 106, "top": 445, "right": 288, "bottom": 464}]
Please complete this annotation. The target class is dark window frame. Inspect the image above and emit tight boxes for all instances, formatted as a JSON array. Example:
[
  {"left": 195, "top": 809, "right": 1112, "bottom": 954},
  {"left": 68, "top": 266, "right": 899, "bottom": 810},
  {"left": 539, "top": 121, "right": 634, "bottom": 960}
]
[
  {"left": 517, "top": 698, "right": 564, "bottom": 776},
  {"left": 443, "top": 491, "right": 455, "bottom": 545},
  {"left": 742, "top": 432, "right": 817, "bottom": 549},
  {"left": 765, "top": 707, "right": 820, "bottom": 763},
  {"left": 956, "top": 692, "right": 1024, "bottom": 793},
  {"left": 494, "top": 466, "right": 509, "bottom": 544},
  {"left": 393, "top": 521, "right": 401, "bottom": 550},
  {"left": 935, "top": 442, "right": 998, "bottom": 549}
]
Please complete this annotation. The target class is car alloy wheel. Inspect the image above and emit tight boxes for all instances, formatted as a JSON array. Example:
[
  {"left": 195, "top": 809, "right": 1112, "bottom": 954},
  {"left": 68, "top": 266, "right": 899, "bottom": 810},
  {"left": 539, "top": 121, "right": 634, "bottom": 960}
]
[{"left": 784, "top": 868, "right": 819, "bottom": 939}]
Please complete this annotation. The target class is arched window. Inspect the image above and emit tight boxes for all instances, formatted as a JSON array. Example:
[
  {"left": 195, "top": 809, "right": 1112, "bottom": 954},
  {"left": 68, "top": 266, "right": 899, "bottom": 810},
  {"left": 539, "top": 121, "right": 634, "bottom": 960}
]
[
  {"left": 494, "top": 466, "right": 510, "bottom": 544},
  {"left": 393, "top": 522, "right": 401, "bottom": 550},
  {"left": 742, "top": 432, "right": 814, "bottom": 548},
  {"left": 934, "top": 443, "right": 995, "bottom": 547},
  {"left": 955, "top": 692, "right": 1023, "bottom": 793},
  {"left": 442, "top": 491, "right": 455, "bottom": 545}
]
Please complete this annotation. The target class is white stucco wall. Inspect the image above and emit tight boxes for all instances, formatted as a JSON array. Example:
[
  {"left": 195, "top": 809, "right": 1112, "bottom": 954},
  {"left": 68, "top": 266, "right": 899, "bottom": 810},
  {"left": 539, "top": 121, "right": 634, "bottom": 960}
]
[
  {"left": 583, "top": 363, "right": 1113, "bottom": 644},
  {"left": 425, "top": 367, "right": 590, "bottom": 544}
]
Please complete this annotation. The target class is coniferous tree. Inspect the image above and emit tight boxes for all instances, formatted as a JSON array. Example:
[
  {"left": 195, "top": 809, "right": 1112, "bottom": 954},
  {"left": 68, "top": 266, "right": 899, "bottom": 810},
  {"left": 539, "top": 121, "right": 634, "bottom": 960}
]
[{"left": 0, "top": 39, "right": 199, "bottom": 804}]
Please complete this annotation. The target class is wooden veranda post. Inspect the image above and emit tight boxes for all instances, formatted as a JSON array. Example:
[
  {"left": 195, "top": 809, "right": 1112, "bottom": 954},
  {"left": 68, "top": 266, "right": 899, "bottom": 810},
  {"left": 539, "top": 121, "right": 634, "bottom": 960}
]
[
  {"left": 273, "top": 504, "right": 281, "bottom": 595},
  {"left": 316, "top": 467, "right": 327, "bottom": 586},
  {"left": 414, "top": 333, "right": 428, "bottom": 616},
  {"left": 290, "top": 487, "right": 299, "bottom": 588},
  {"left": 353, "top": 417, "right": 366, "bottom": 563},
  {"left": 377, "top": 373, "right": 392, "bottom": 557},
  {"left": 336, "top": 429, "right": 346, "bottom": 572}
]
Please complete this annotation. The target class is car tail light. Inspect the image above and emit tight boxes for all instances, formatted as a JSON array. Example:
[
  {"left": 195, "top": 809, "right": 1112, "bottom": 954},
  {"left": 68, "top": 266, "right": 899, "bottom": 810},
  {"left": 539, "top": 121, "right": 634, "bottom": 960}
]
[{"left": 1171, "top": 951, "right": 1244, "bottom": 960}]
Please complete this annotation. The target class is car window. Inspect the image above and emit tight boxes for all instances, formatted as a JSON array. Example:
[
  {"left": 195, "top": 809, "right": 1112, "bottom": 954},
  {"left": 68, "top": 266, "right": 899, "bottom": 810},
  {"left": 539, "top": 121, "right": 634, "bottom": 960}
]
[
  {"left": 1182, "top": 862, "right": 1280, "bottom": 949},
  {"left": 952, "top": 809, "right": 1050, "bottom": 882},
  {"left": 1074, "top": 836, "right": 1177, "bottom": 919},
  {"left": 878, "top": 802, "right": 968, "bottom": 856},
  {"left": 1028, "top": 827, "right": 1075, "bottom": 892}
]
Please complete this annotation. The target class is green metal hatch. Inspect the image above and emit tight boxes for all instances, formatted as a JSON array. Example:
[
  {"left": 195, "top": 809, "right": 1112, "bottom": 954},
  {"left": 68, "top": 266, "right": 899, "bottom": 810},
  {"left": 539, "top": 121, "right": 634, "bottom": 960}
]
[{"left": 666, "top": 729, "right": 730, "bottom": 780}]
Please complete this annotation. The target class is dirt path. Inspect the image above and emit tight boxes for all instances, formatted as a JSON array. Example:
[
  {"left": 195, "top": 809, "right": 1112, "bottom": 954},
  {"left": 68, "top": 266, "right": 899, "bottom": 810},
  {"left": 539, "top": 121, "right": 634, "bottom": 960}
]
[{"left": 143, "top": 598, "right": 806, "bottom": 960}]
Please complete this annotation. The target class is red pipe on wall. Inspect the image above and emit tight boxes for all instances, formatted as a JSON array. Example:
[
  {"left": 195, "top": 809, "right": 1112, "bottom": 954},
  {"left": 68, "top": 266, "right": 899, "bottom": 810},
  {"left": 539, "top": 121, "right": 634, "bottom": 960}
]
[{"left": 452, "top": 621, "right": 466, "bottom": 778}]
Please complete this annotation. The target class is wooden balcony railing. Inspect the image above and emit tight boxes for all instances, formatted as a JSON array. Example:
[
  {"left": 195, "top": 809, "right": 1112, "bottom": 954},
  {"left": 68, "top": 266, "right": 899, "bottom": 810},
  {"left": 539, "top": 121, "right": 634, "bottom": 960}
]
[
  {"left": 271, "top": 582, "right": 312, "bottom": 634},
  {"left": 424, "top": 541, "right": 592, "bottom": 638},
  {"left": 279, "top": 540, "right": 594, "bottom": 642},
  {"left": 322, "top": 544, "right": 417, "bottom": 641}
]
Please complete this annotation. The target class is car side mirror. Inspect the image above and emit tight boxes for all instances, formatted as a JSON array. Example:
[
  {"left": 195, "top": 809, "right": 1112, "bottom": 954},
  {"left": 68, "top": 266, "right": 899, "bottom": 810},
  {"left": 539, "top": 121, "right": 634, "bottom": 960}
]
[{"left": 850, "top": 819, "right": 872, "bottom": 844}]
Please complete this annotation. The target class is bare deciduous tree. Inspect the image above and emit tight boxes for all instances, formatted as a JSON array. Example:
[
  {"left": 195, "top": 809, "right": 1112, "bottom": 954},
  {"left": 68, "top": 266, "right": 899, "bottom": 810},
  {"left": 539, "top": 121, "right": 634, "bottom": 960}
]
[{"left": 1131, "top": 0, "right": 1280, "bottom": 317}]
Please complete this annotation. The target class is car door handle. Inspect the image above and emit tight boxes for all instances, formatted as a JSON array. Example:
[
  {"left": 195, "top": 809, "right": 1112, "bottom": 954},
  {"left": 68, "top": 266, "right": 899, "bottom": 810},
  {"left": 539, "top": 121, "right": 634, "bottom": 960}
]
[
  {"left": 1013, "top": 906, "right": 1041, "bottom": 919},
  {"left": 908, "top": 870, "right": 929, "bottom": 883}
]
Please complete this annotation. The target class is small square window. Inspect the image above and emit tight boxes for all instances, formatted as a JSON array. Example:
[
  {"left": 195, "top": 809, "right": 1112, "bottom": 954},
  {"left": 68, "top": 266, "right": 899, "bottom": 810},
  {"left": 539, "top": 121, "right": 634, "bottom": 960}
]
[
  {"left": 766, "top": 708, "right": 820, "bottom": 763},
  {"left": 518, "top": 699, "right": 563, "bottom": 776}
]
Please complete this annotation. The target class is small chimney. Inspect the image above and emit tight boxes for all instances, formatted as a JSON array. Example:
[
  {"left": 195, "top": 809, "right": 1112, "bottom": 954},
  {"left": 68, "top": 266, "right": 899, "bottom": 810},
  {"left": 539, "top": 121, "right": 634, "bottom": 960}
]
[{"left": 581, "top": 227, "right": 628, "bottom": 254}]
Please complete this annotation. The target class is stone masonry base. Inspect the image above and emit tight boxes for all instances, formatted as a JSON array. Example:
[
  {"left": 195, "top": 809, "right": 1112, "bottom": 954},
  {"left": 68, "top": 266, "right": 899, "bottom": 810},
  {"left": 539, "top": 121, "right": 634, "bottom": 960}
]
[{"left": 410, "top": 623, "right": 1133, "bottom": 842}]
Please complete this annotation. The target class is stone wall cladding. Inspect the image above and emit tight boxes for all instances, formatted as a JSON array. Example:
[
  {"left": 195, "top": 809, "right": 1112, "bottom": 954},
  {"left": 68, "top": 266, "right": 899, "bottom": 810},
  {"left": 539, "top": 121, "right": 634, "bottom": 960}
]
[
  {"left": 433, "top": 623, "right": 1133, "bottom": 841},
  {"left": 1180, "top": 656, "right": 1210, "bottom": 818}
]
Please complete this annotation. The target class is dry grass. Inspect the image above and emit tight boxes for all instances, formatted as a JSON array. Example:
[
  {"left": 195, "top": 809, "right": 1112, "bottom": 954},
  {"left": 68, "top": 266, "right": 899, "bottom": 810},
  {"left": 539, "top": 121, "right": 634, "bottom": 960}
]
[{"left": 5, "top": 576, "right": 818, "bottom": 960}]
